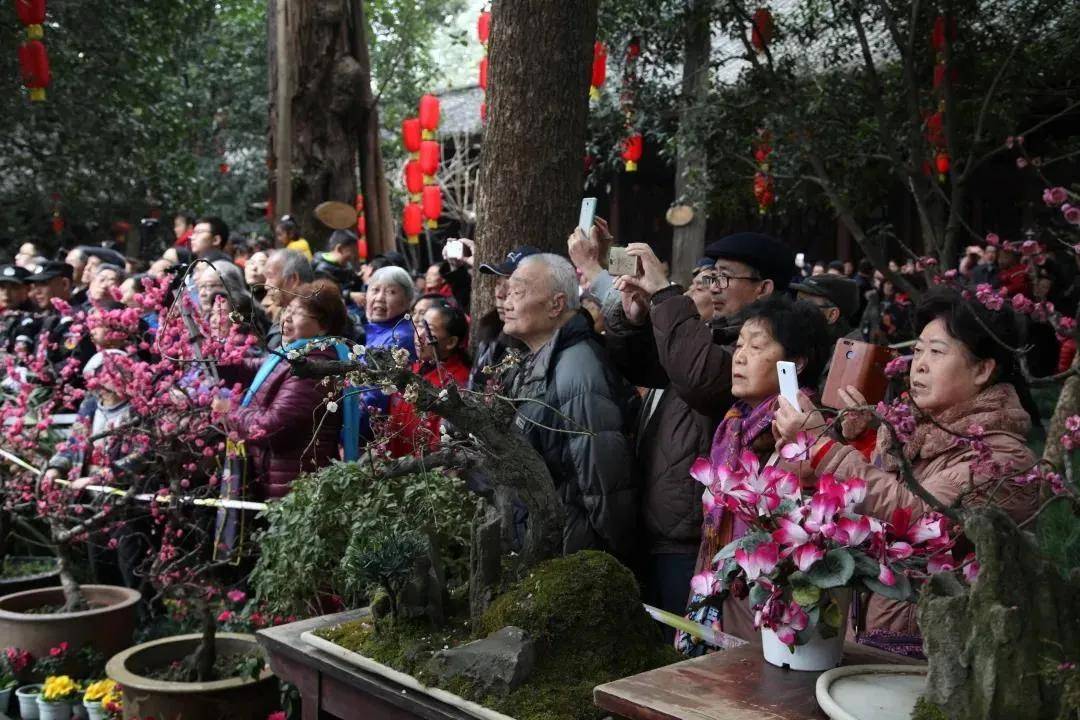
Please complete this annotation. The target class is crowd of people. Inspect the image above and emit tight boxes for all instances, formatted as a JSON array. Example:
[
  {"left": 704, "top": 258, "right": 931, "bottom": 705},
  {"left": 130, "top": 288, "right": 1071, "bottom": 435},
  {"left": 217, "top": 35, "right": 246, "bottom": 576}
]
[{"left": 1, "top": 210, "right": 1068, "bottom": 657}]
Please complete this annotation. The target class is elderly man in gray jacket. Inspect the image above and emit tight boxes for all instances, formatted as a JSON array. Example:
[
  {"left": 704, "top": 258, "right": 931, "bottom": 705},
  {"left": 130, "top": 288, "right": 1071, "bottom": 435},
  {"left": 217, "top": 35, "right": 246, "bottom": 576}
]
[{"left": 503, "top": 253, "right": 638, "bottom": 560}]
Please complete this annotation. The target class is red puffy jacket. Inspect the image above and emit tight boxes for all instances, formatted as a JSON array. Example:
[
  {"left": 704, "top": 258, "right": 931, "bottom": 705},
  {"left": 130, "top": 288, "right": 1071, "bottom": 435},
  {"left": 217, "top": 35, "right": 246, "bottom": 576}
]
[
  {"left": 386, "top": 354, "right": 470, "bottom": 458},
  {"left": 221, "top": 347, "right": 342, "bottom": 499}
]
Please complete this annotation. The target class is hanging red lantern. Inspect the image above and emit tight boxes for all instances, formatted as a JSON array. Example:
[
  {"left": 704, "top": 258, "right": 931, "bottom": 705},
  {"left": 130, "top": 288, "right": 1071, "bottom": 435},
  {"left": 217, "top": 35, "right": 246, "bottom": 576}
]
[
  {"left": 479, "top": 57, "right": 489, "bottom": 90},
  {"left": 402, "top": 117, "right": 422, "bottom": 154},
  {"left": 753, "top": 172, "right": 775, "bottom": 213},
  {"left": 355, "top": 193, "right": 364, "bottom": 213},
  {"left": 403, "top": 203, "right": 424, "bottom": 244},
  {"left": 357, "top": 213, "right": 366, "bottom": 238},
  {"left": 627, "top": 36, "right": 641, "bottom": 60},
  {"left": 590, "top": 42, "right": 607, "bottom": 100},
  {"left": 357, "top": 235, "right": 369, "bottom": 261},
  {"left": 15, "top": 0, "right": 46, "bottom": 39},
  {"left": 935, "top": 151, "right": 950, "bottom": 181},
  {"left": 621, "top": 133, "right": 643, "bottom": 172},
  {"left": 419, "top": 94, "right": 441, "bottom": 138},
  {"left": 925, "top": 110, "right": 946, "bottom": 147},
  {"left": 751, "top": 8, "right": 774, "bottom": 53},
  {"left": 478, "top": 10, "right": 491, "bottom": 44},
  {"left": 404, "top": 160, "right": 424, "bottom": 196},
  {"left": 419, "top": 140, "right": 440, "bottom": 179},
  {"left": 422, "top": 185, "right": 443, "bottom": 229},
  {"left": 51, "top": 214, "right": 64, "bottom": 235},
  {"left": 18, "top": 40, "right": 51, "bottom": 102}
]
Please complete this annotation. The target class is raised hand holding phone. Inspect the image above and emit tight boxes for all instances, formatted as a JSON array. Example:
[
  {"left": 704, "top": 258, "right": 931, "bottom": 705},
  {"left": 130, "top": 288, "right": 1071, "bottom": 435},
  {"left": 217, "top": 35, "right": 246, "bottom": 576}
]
[
  {"left": 578, "top": 197, "right": 597, "bottom": 234},
  {"left": 776, "top": 361, "right": 801, "bottom": 409}
]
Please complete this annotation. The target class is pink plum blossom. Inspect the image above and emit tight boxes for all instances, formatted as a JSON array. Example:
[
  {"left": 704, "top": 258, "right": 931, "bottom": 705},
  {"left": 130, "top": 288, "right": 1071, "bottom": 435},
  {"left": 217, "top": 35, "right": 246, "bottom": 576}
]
[
  {"left": 1043, "top": 187, "right": 1069, "bottom": 206},
  {"left": 1063, "top": 204, "right": 1080, "bottom": 226}
]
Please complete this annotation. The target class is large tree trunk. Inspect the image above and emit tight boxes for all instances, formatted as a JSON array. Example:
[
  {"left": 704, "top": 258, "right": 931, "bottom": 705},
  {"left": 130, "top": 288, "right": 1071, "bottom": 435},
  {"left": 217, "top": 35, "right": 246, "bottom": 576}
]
[
  {"left": 269, "top": 0, "right": 382, "bottom": 249},
  {"left": 471, "top": 0, "right": 600, "bottom": 321},
  {"left": 670, "top": 0, "right": 711, "bottom": 288},
  {"left": 918, "top": 507, "right": 1080, "bottom": 720}
]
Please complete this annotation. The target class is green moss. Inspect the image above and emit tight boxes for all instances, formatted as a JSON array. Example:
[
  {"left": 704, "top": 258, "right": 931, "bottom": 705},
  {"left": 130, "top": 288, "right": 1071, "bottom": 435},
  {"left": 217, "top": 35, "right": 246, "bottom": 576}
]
[
  {"left": 320, "top": 551, "right": 680, "bottom": 720},
  {"left": 910, "top": 697, "right": 949, "bottom": 720}
]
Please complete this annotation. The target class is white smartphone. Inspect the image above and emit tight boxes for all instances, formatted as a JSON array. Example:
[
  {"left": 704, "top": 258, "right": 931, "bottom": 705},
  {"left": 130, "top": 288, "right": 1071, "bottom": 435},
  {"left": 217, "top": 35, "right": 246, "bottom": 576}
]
[
  {"left": 578, "top": 197, "right": 597, "bottom": 235},
  {"left": 777, "top": 361, "right": 801, "bottom": 408},
  {"left": 445, "top": 239, "right": 464, "bottom": 261}
]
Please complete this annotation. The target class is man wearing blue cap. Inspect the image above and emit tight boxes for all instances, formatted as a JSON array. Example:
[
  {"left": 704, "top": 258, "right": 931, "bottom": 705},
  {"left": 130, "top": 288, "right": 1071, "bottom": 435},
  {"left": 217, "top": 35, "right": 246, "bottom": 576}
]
[
  {"left": 468, "top": 245, "right": 538, "bottom": 390},
  {"left": 601, "top": 233, "right": 795, "bottom": 628}
]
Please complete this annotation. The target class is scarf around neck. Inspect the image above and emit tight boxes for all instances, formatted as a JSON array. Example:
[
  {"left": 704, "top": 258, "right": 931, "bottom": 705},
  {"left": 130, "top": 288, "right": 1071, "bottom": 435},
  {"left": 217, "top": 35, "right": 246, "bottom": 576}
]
[{"left": 709, "top": 395, "right": 779, "bottom": 472}]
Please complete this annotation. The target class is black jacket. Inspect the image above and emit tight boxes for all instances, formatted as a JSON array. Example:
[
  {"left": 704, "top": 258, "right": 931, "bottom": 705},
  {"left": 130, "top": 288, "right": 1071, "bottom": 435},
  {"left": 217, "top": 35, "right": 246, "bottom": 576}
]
[{"left": 508, "top": 313, "right": 638, "bottom": 559}]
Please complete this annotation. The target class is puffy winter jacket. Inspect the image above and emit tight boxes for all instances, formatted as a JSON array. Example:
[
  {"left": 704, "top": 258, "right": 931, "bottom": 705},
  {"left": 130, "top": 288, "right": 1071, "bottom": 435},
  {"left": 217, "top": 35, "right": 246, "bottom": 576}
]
[
  {"left": 509, "top": 313, "right": 639, "bottom": 559},
  {"left": 220, "top": 347, "right": 342, "bottom": 499}
]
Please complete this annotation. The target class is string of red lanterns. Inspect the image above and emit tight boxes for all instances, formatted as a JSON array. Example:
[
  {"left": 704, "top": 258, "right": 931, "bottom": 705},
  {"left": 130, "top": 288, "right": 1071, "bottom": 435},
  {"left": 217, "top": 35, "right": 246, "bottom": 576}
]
[
  {"left": 401, "top": 94, "right": 444, "bottom": 242},
  {"left": 15, "top": 0, "right": 51, "bottom": 102},
  {"left": 927, "top": 15, "right": 957, "bottom": 183},
  {"left": 478, "top": 6, "right": 491, "bottom": 123},
  {"left": 590, "top": 41, "right": 607, "bottom": 101},
  {"left": 355, "top": 194, "right": 368, "bottom": 260},
  {"left": 618, "top": 36, "right": 642, "bottom": 172}
]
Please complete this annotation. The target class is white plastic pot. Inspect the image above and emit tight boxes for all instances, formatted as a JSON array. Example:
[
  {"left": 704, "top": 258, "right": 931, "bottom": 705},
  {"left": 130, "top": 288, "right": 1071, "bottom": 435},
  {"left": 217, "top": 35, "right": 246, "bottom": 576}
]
[
  {"left": 761, "top": 589, "right": 852, "bottom": 671},
  {"left": 36, "top": 697, "right": 74, "bottom": 720},
  {"left": 0, "top": 683, "right": 14, "bottom": 715},
  {"left": 84, "top": 699, "right": 108, "bottom": 720},
  {"left": 16, "top": 684, "right": 42, "bottom": 719}
]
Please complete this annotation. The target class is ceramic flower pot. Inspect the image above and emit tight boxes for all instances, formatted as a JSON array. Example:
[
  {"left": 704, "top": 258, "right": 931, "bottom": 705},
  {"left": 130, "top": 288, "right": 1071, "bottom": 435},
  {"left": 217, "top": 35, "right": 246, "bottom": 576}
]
[
  {"left": 761, "top": 589, "right": 852, "bottom": 671},
  {"left": 35, "top": 697, "right": 73, "bottom": 720},
  {"left": 84, "top": 699, "right": 107, "bottom": 720},
  {"left": 16, "top": 684, "right": 42, "bottom": 719}
]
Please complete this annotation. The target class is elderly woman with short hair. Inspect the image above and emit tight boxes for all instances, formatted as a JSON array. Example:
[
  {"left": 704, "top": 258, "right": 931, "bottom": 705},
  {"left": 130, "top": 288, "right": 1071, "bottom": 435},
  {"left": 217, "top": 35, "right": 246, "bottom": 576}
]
[{"left": 364, "top": 265, "right": 417, "bottom": 358}]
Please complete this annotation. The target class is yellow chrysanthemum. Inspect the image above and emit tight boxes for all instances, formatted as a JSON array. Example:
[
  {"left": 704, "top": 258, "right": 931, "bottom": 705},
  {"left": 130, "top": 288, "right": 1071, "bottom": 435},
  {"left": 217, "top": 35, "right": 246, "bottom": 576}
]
[
  {"left": 83, "top": 678, "right": 117, "bottom": 702},
  {"left": 42, "top": 674, "right": 80, "bottom": 701}
]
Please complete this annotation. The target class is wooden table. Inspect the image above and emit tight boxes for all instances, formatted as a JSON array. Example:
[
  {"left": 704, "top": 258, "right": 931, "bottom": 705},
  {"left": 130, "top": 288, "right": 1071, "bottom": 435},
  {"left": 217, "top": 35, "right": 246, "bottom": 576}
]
[
  {"left": 594, "top": 642, "right": 923, "bottom": 720},
  {"left": 257, "top": 610, "right": 475, "bottom": 720}
]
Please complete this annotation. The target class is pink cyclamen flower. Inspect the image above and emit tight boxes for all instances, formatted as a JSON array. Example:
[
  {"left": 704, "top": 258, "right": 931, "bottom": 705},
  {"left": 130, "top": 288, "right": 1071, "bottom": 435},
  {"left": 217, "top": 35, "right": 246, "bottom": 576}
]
[
  {"left": 735, "top": 542, "right": 779, "bottom": 581},
  {"left": 217, "top": 610, "right": 234, "bottom": 623},
  {"left": 773, "top": 517, "right": 811, "bottom": 548},
  {"left": 961, "top": 553, "right": 980, "bottom": 583},
  {"left": 1043, "top": 187, "right": 1069, "bottom": 206},
  {"left": 227, "top": 589, "right": 247, "bottom": 604},
  {"left": 927, "top": 554, "right": 955, "bottom": 574},
  {"left": 690, "top": 571, "right": 719, "bottom": 596},
  {"left": 834, "top": 515, "right": 872, "bottom": 547},
  {"left": 1063, "top": 204, "right": 1080, "bottom": 226},
  {"left": 773, "top": 601, "right": 810, "bottom": 646},
  {"left": 780, "top": 431, "right": 815, "bottom": 461},
  {"left": 877, "top": 562, "right": 896, "bottom": 586},
  {"left": 792, "top": 543, "right": 825, "bottom": 572}
]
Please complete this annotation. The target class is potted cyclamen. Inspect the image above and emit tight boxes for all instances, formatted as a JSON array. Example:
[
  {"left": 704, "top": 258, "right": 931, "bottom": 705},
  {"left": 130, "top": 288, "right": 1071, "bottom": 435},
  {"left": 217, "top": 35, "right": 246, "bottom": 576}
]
[
  {"left": 689, "top": 448, "right": 950, "bottom": 670},
  {"left": 37, "top": 675, "right": 81, "bottom": 720}
]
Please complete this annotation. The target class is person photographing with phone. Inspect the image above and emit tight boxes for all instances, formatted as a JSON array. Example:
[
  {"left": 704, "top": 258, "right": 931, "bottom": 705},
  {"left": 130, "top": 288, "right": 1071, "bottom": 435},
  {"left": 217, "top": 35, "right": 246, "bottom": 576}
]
[{"left": 772, "top": 287, "right": 1040, "bottom": 656}]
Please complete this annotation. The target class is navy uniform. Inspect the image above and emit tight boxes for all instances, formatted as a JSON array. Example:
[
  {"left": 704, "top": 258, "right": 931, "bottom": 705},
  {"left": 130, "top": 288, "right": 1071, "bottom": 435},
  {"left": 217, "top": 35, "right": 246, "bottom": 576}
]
[{"left": 0, "top": 265, "right": 37, "bottom": 353}]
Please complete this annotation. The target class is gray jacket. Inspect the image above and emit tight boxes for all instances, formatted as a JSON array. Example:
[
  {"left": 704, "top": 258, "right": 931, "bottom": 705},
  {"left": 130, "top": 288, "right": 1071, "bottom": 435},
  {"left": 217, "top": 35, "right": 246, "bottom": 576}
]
[{"left": 509, "top": 313, "right": 638, "bottom": 559}]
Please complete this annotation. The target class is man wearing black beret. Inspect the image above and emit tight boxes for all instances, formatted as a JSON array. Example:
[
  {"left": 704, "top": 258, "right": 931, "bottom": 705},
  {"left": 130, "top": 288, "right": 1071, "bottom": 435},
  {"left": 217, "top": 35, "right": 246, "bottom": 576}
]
[{"left": 600, "top": 232, "right": 794, "bottom": 631}]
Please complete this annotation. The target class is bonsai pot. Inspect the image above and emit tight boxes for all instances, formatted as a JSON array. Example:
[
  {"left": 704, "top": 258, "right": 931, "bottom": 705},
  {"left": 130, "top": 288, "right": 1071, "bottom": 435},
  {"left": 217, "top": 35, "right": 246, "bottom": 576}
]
[
  {"left": 106, "top": 632, "right": 278, "bottom": 720},
  {"left": 0, "top": 556, "right": 61, "bottom": 596},
  {"left": 0, "top": 585, "right": 141, "bottom": 664}
]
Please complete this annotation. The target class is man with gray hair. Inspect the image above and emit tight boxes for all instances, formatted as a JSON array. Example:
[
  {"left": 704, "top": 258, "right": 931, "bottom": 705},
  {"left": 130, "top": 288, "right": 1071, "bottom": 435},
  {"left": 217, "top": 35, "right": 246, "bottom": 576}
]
[
  {"left": 263, "top": 248, "right": 314, "bottom": 349},
  {"left": 503, "top": 253, "right": 638, "bottom": 559}
]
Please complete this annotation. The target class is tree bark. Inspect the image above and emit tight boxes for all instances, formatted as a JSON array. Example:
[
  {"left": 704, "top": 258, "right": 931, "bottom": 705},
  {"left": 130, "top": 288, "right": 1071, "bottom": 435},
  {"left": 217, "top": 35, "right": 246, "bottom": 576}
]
[
  {"left": 270, "top": 0, "right": 385, "bottom": 249},
  {"left": 918, "top": 507, "right": 1080, "bottom": 720},
  {"left": 670, "top": 0, "right": 712, "bottom": 288},
  {"left": 471, "top": 0, "right": 600, "bottom": 321}
]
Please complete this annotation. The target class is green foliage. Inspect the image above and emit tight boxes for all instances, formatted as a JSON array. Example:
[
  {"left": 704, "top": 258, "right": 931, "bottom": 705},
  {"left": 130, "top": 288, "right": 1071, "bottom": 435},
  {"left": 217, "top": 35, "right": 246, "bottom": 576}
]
[
  {"left": 342, "top": 528, "right": 426, "bottom": 618},
  {"left": 806, "top": 548, "right": 855, "bottom": 589},
  {"left": 1037, "top": 497, "right": 1080, "bottom": 573},
  {"left": 911, "top": 696, "right": 949, "bottom": 720},
  {"left": 0, "top": 0, "right": 268, "bottom": 245},
  {"left": 251, "top": 461, "right": 475, "bottom": 615}
]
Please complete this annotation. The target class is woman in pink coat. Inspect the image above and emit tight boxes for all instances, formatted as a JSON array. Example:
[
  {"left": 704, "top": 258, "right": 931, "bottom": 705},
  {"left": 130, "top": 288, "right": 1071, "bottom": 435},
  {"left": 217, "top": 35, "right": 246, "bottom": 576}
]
[{"left": 774, "top": 287, "right": 1040, "bottom": 654}]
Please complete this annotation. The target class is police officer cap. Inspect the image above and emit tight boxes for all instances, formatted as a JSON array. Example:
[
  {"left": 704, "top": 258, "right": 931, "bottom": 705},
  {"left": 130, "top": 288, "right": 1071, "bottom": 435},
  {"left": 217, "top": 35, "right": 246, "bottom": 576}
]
[
  {"left": 0, "top": 264, "right": 30, "bottom": 285},
  {"left": 24, "top": 261, "right": 75, "bottom": 283}
]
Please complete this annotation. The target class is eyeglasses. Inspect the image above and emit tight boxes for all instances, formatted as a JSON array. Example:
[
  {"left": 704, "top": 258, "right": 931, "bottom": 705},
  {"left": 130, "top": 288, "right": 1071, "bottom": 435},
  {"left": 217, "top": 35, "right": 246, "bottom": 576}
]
[{"left": 700, "top": 273, "right": 761, "bottom": 289}]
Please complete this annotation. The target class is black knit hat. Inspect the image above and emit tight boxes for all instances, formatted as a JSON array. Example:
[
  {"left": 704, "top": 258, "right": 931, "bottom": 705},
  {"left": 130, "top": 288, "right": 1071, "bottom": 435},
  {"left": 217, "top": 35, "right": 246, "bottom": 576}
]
[{"left": 704, "top": 233, "right": 795, "bottom": 291}]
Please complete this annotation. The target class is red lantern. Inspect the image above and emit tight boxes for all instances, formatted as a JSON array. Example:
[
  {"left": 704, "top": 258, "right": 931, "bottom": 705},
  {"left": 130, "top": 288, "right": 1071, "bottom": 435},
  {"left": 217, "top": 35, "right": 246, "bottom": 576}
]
[
  {"left": 751, "top": 8, "right": 774, "bottom": 52},
  {"left": 478, "top": 10, "right": 491, "bottom": 44},
  {"left": 935, "top": 151, "right": 950, "bottom": 181},
  {"left": 355, "top": 193, "right": 364, "bottom": 212},
  {"left": 403, "top": 203, "right": 424, "bottom": 244},
  {"left": 479, "top": 57, "right": 489, "bottom": 90},
  {"left": 219, "top": 163, "right": 230, "bottom": 174},
  {"left": 621, "top": 133, "right": 643, "bottom": 172},
  {"left": 419, "top": 140, "right": 440, "bottom": 178},
  {"left": 753, "top": 172, "right": 775, "bottom": 213},
  {"left": 627, "top": 36, "right": 641, "bottom": 60},
  {"left": 404, "top": 160, "right": 424, "bottom": 196},
  {"left": 357, "top": 235, "right": 369, "bottom": 261},
  {"left": 933, "top": 64, "right": 958, "bottom": 89},
  {"left": 18, "top": 40, "right": 51, "bottom": 101},
  {"left": 16, "top": 0, "right": 46, "bottom": 38},
  {"left": 590, "top": 42, "right": 607, "bottom": 100},
  {"left": 422, "top": 185, "right": 443, "bottom": 229},
  {"left": 402, "top": 117, "right": 422, "bottom": 154},
  {"left": 357, "top": 213, "right": 366, "bottom": 238},
  {"left": 419, "top": 94, "right": 441, "bottom": 137},
  {"left": 51, "top": 214, "right": 64, "bottom": 235}
]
